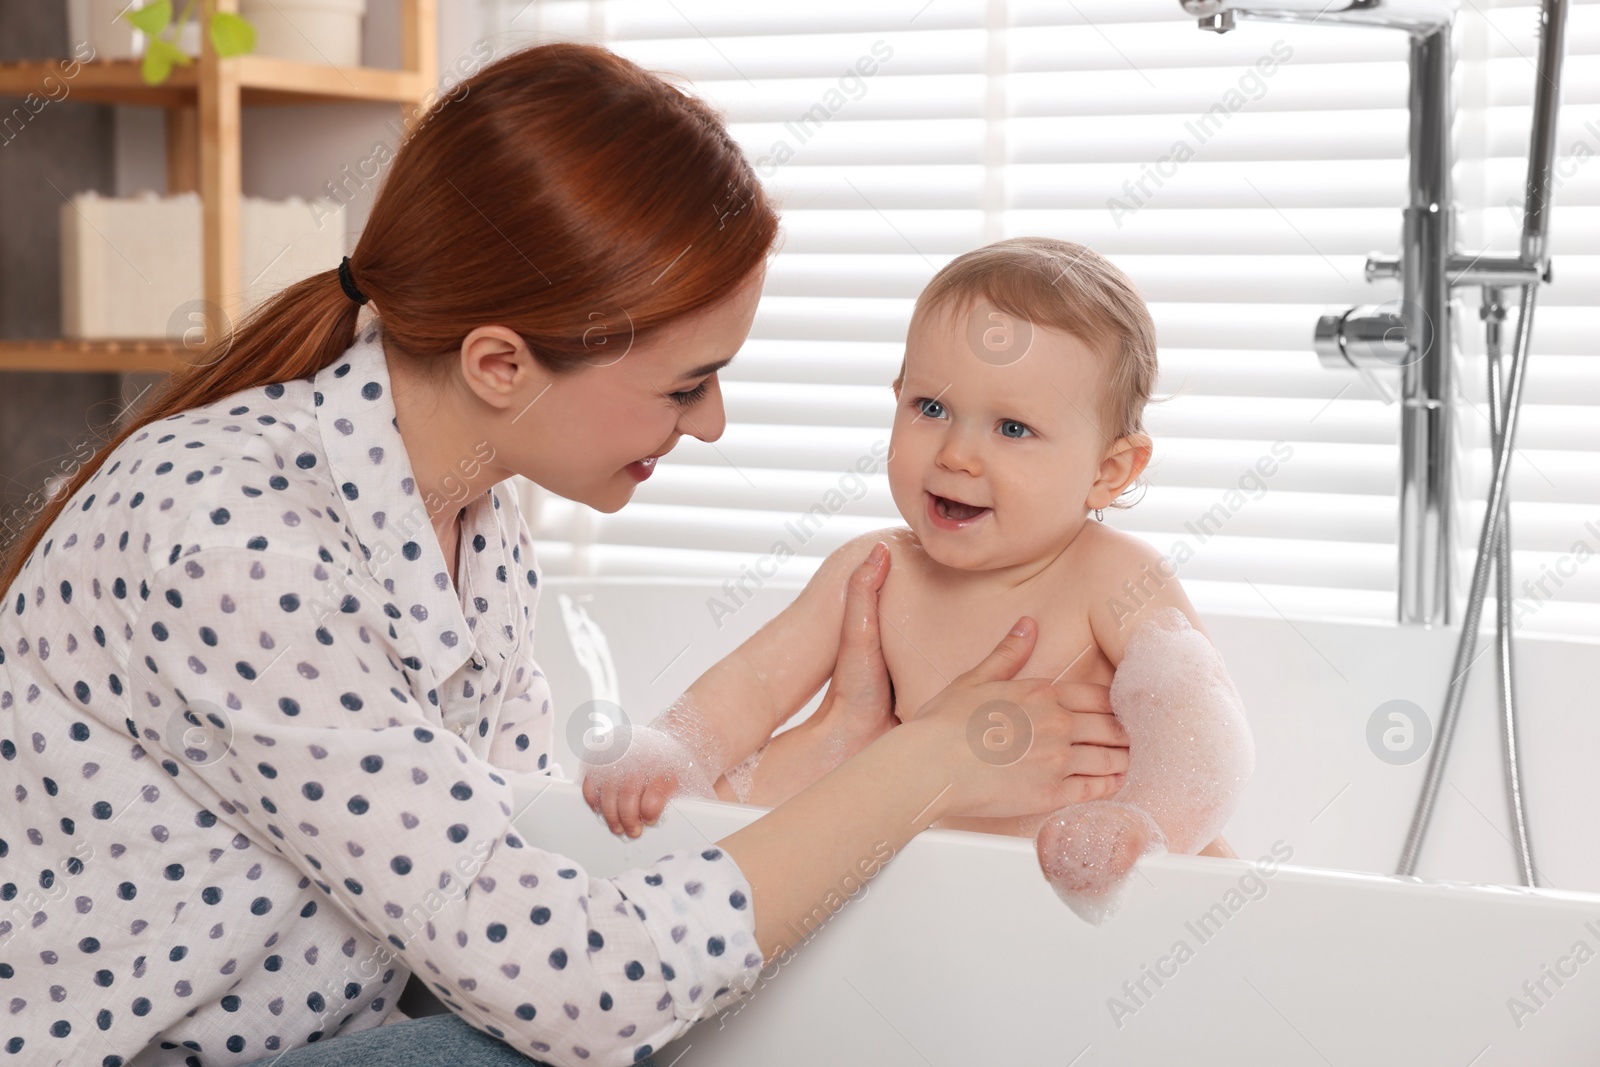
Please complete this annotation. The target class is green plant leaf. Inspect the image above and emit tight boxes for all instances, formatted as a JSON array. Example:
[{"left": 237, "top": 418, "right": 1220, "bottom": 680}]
[
  {"left": 208, "top": 12, "right": 256, "bottom": 58},
  {"left": 123, "top": 0, "right": 173, "bottom": 36},
  {"left": 140, "top": 37, "right": 192, "bottom": 85}
]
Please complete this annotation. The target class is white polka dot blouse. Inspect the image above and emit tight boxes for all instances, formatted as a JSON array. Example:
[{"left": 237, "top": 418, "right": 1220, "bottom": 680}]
[{"left": 0, "top": 322, "right": 762, "bottom": 1067}]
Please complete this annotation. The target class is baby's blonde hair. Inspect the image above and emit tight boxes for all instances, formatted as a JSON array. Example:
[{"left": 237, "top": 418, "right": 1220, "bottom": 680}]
[{"left": 897, "top": 237, "right": 1158, "bottom": 448}]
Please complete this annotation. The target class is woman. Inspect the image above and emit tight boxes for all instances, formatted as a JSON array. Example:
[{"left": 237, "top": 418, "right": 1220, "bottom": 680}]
[{"left": 0, "top": 43, "right": 1130, "bottom": 1067}]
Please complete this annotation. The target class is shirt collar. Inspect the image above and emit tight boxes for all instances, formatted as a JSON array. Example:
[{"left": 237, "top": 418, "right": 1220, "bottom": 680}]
[{"left": 311, "top": 321, "right": 510, "bottom": 694}]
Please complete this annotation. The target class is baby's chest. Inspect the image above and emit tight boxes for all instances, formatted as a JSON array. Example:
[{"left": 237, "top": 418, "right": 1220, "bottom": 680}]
[{"left": 877, "top": 585, "right": 1113, "bottom": 718}]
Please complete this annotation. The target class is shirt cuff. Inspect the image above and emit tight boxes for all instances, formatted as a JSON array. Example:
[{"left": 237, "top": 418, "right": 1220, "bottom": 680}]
[{"left": 608, "top": 846, "right": 763, "bottom": 1024}]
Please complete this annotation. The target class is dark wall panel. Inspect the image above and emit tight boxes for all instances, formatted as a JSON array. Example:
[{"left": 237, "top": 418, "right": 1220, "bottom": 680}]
[{"left": 0, "top": 1, "right": 122, "bottom": 559}]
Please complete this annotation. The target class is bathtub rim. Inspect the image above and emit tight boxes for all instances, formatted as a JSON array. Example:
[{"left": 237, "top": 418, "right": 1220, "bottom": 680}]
[{"left": 536, "top": 574, "right": 1600, "bottom": 652}]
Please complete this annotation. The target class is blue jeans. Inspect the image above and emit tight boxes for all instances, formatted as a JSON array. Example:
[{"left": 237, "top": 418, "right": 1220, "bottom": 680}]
[{"left": 241, "top": 1013, "right": 556, "bottom": 1067}]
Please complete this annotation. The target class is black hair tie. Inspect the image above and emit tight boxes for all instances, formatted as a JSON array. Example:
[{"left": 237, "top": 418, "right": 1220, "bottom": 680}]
[{"left": 338, "top": 256, "right": 369, "bottom": 306}]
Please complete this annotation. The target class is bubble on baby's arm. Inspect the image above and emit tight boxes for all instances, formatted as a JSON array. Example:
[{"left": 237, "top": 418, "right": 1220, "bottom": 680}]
[
  {"left": 723, "top": 741, "right": 768, "bottom": 804},
  {"left": 653, "top": 696, "right": 727, "bottom": 798},
  {"left": 568, "top": 698, "right": 633, "bottom": 768},
  {"left": 582, "top": 727, "right": 717, "bottom": 800},
  {"left": 1034, "top": 607, "right": 1254, "bottom": 923},
  {"left": 1108, "top": 607, "right": 1254, "bottom": 853},
  {"left": 1036, "top": 802, "right": 1167, "bottom": 923},
  {"left": 578, "top": 696, "right": 723, "bottom": 805}
]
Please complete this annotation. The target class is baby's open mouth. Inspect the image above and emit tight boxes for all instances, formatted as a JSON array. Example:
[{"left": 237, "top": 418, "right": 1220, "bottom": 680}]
[{"left": 927, "top": 491, "right": 991, "bottom": 526}]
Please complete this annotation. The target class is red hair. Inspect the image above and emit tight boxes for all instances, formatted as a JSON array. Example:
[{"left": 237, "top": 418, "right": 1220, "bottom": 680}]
[{"left": 1, "top": 42, "right": 779, "bottom": 593}]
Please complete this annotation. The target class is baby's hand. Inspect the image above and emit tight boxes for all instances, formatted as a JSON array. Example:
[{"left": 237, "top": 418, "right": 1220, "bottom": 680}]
[
  {"left": 581, "top": 724, "right": 719, "bottom": 838},
  {"left": 582, "top": 758, "right": 682, "bottom": 838}
]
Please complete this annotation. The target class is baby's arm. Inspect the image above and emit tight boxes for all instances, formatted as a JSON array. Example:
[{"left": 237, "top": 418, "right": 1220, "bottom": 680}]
[
  {"left": 1033, "top": 530, "right": 1251, "bottom": 919},
  {"left": 583, "top": 532, "right": 889, "bottom": 835},
  {"left": 1084, "top": 528, "right": 1234, "bottom": 857},
  {"left": 1085, "top": 525, "right": 1208, "bottom": 666}
]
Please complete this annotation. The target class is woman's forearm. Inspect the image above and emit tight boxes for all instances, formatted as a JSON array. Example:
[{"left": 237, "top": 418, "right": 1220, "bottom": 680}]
[{"left": 716, "top": 718, "right": 954, "bottom": 962}]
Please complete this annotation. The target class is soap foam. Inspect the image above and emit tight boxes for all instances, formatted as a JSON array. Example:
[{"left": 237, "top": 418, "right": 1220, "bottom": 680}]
[
  {"left": 723, "top": 742, "right": 767, "bottom": 804},
  {"left": 1035, "top": 802, "right": 1167, "bottom": 924},
  {"left": 580, "top": 698, "right": 723, "bottom": 803},
  {"left": 1035, "top": 608, "right": 1254, "bottom": 922}
]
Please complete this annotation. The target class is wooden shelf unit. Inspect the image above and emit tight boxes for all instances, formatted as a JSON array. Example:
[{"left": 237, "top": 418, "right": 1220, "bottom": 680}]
[
  {"left": 0, "top": 54, "right": 431, "bottom": 108},
  {"left": 0, "top": 0, "right": 437, "bottom": 375},
  {"left": 0, "top": 339, "right": 188, "bottom": 374}
]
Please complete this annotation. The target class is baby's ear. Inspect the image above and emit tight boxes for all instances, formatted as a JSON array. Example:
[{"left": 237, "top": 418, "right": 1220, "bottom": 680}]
[{"left": 1087, "top": 433, "right": 1152, "bottom": 509}]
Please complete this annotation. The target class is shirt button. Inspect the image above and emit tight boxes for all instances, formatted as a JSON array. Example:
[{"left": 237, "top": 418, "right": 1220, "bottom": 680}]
[{"left": 452, "top": 721, "right": 469, "bottom": 738}]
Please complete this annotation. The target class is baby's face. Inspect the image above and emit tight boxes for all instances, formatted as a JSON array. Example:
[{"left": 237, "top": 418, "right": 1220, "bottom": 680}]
[{"left": 887, "top": 302, "right": 1121, "bottom": 571}]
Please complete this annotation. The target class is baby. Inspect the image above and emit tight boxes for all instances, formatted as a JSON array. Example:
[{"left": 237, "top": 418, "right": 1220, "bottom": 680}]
[{"left": 583, "top": 237, "right": 1254, "bottom": 920}]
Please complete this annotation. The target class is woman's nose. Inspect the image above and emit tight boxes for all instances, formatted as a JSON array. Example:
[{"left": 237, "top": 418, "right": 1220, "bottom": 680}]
[{"left": 679, "top": 375, "right": 727, "bottom": 442}]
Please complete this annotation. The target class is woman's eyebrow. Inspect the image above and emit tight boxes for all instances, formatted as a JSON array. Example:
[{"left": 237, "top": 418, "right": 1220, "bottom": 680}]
[{"left": 680, "top": 356, "right": 735, "bottom": 380}]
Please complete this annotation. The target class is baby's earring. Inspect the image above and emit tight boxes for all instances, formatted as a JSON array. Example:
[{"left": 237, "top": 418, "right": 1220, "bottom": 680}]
[{"left": 1093, "top": 508, "right": 1105, "bottom": 522}]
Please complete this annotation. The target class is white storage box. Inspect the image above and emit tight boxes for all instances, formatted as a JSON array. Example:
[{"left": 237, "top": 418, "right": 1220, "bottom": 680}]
[
  {"left": 239, "top": 0, "right": 366, "bottom": 67},
  {"left": 67, "top": 0, "right": 201, "bottom": 61},
  {"left": 61, "top": 191, "right": 345, "bottom": 339}
]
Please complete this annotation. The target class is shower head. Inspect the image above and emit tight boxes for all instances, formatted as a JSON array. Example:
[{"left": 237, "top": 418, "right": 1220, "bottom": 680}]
[{"left": 1180, "top": 0, "right": 1457, "bottom": 33}]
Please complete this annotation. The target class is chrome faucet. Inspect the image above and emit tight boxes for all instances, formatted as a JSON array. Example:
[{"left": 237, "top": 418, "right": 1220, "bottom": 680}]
[
  {"left": 1181, "top": 0, "right": 1570, "bottom": 886},
  {"left": 1187, "top": 0, "right": 1472, "bottom": 626},
  {"left": 1184, "top": 0, "right": 1460, "bottom": 33}
]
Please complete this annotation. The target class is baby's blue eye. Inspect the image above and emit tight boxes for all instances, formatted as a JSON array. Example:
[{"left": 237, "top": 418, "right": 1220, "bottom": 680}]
[
  {"left": 917, "top": 398, "right": 947, "bottom": 419},
  {"left": 999, "top": 419, "right": 1032, "bottom": 439}
]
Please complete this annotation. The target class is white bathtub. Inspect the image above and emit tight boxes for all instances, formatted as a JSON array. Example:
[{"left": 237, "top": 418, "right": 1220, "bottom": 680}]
[{"left": 514, "top": 577, "right": 1600, "bottom": 1064}]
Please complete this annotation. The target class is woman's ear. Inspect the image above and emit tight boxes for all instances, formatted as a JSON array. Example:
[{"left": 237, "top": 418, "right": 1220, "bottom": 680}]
[
  {"left": 1086, "top": 433, "right": 1152, "bottom": 510},
  {"left": 458, "top": 326, "right": 551, "bottom": 412}
]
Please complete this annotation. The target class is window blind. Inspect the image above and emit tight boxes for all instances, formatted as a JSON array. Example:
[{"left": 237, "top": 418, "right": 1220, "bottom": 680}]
[
  {"left": 479, "top": 0, "right": 1600, "bottom": 636},
  {"left": 1455, "top": 0, "right": 1600, "bottom": 637}
]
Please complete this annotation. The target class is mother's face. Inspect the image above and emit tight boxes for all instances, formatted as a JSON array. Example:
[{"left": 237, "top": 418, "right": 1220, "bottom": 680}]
[{"left": 487, "top": 267, "right": 765, "bottom": 513}]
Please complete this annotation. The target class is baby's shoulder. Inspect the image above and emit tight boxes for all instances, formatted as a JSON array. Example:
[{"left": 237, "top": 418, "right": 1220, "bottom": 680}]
[
  {"left": 1067, "top": 520, "right": 1174, "bottom": 593},
  {"left": 868, "top": 525, "right": 924, "bottom": 561},
  {"left": 800, "top": 526, "right": 923, "bottom": 600},
  {"left": 822, "top": 525, "right": 920, "bottom": 568}
]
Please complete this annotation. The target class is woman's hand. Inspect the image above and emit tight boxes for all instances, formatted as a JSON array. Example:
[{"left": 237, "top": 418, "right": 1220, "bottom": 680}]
[
  {"left": 909, "top": 618, "right": 1130, "bottom": 820},
  {"left": 720, "top": 614, "right": 1132, "bottom": 963},
  {"left": 809, "top": 541, "right": 898, "bottom": 766},
  {"left": 708, "top": 543, "right": 900, "bottom": 809}
]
